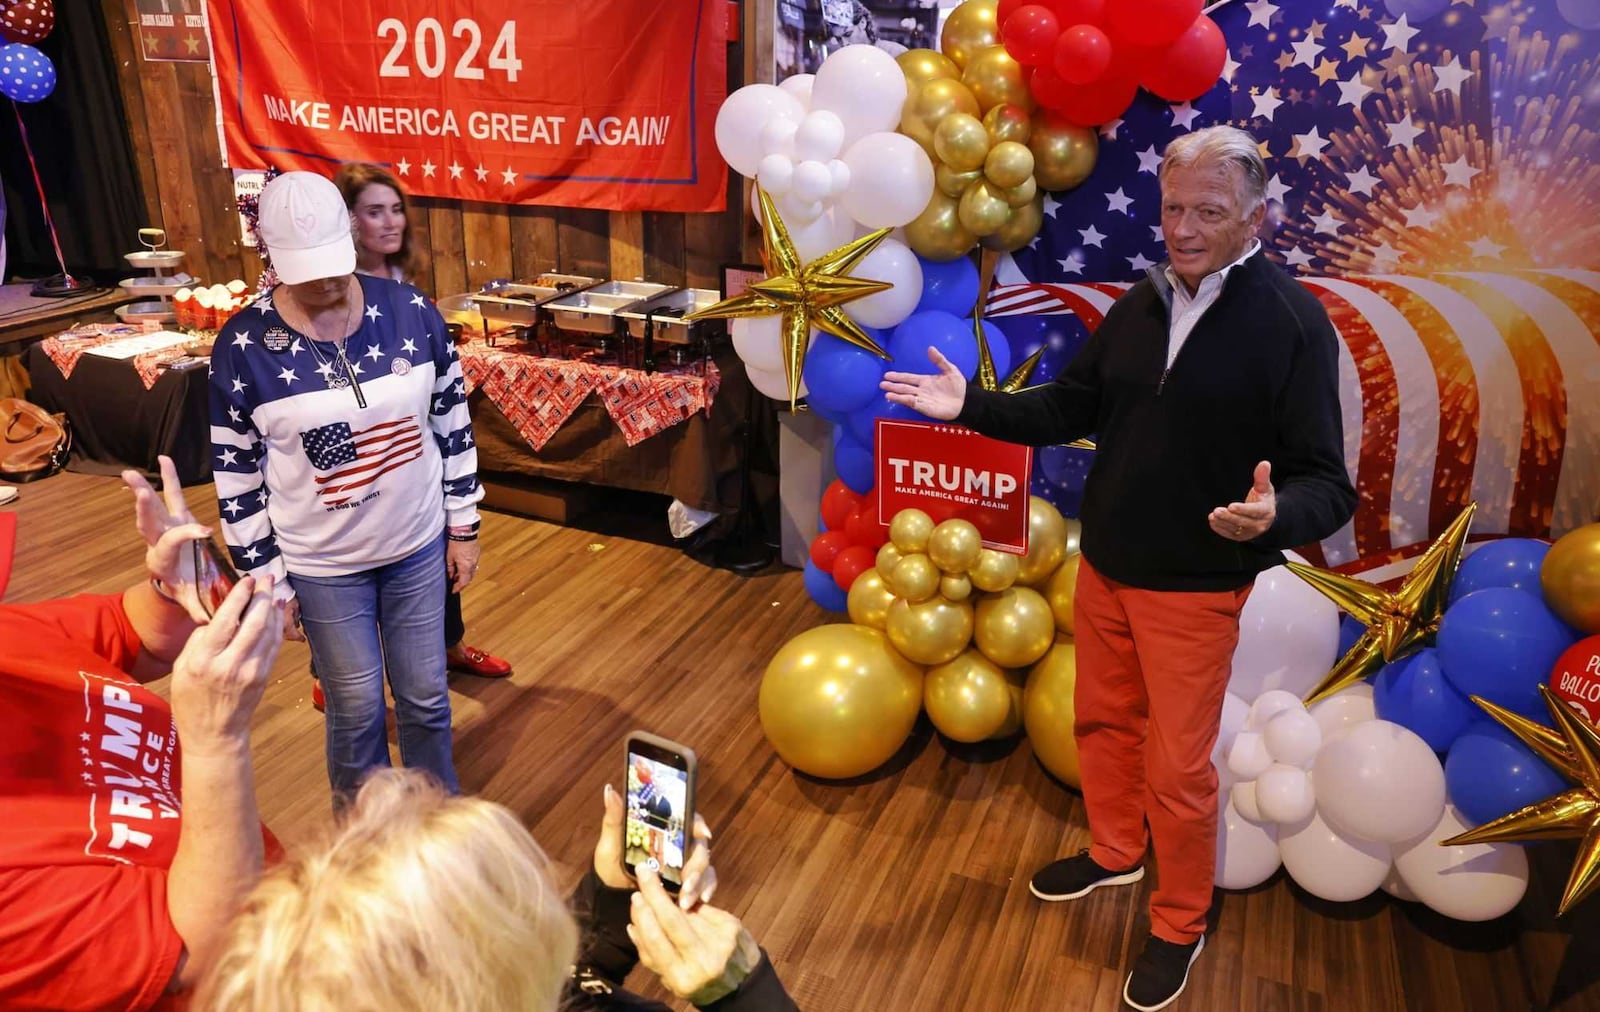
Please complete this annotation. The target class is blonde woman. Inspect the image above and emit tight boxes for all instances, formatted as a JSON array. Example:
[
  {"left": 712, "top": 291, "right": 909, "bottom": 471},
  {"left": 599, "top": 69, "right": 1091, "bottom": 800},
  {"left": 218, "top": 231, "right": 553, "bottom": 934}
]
[{"left": 197, "top": 770, "right": 796, "bottom": 1011}]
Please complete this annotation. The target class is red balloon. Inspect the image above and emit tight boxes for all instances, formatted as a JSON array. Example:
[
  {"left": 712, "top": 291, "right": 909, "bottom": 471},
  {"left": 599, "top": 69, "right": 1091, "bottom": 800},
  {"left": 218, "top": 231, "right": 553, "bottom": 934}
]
[
  {"left": 833, "top": 545, "right": 878, "bottom": 593},
  {"left": 845, "top": 503, "right": 887, "bottom": 549},
  {"left": 998, "top": 0, "right": 1030, "bottom": 25},
  {"left": 1550, "top": 636, "right": 1600, "bottom": 726},
  {"left": 0, "top": 0, "right": 55, "bottom": 45},
  {"left": 1028, "top": 65, "right": 1074, "bottom": 110},
  {"left": 1052, "top": 24, "right": 1112, "bottom": 85},
  {"left": 1138, "top": 14, "right": 1226, "bottom": 102},
  {"left": 810, "top": 530, "right": 852, "bottom": 573},
  {"left": 1048, "top": 0, "right": 1106, "bottom": 25},
  {"left": 820, "top": 480, "right": 863, "bottom": 533},
  {"left": 1002, "top": 6, "right": 1061, "bottom": 67},
  {"left": 1105, "top": 0, "right": 1199, "bottom": 48},
  {"left": 1054, "top": 69, "right": 1139, "bottom": 126}
]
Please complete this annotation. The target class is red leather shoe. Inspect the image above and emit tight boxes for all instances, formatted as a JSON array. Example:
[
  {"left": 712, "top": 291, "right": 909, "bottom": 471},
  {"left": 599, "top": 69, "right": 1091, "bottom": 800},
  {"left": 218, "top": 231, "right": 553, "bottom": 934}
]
[
  {"left": 448, "top": 644, "right": 513, "bottom": 678},
  {"left": 312, "top": 679, "right": 325, "bottom": 713}
]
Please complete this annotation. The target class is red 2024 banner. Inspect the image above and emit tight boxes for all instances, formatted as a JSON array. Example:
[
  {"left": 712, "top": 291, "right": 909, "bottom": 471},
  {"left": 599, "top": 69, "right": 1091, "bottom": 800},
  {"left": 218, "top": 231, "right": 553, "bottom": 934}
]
[
  {"left": 206, "top": 0, "right": 728, "bottom": 212},
  {"left": 876, "top": 420, "right": 1034, "bottom": 555}
]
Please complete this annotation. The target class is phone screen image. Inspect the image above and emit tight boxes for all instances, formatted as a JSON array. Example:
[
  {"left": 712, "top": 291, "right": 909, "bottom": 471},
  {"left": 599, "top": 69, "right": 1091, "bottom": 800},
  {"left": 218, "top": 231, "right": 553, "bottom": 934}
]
[
  {"left": 193, "top": 538, "right": 240, "bottom": 618},
  {"left": 624, "top": 751, "right": 689, "bottom": 886}
]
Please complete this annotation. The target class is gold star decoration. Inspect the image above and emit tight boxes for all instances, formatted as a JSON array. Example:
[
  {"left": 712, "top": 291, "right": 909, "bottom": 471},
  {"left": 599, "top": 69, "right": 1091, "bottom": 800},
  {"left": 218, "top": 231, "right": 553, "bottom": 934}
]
[
  {"left": 1293, "top": 503, "right": 1476, "bottom": 705},
  {"left": 687, "top": 188, "right": 891, "bottom": 407},
  {"left": 1444, "top": 686, "right": 1600, "bottom": 917},
  {"left": 971, "top": 306, "right": 1087, "bottom": 445}
]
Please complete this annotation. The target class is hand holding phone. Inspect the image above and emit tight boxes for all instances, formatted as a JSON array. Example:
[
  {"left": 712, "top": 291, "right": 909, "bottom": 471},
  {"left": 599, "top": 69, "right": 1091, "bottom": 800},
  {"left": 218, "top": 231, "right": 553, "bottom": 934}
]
[{"left": 623, "top": 731, "right": 698, "bottom": 894}]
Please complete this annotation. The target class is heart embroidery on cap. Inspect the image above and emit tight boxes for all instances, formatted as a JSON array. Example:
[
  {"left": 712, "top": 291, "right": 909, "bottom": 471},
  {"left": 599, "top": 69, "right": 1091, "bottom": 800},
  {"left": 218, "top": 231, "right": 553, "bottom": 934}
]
[{"left": 294, "top": 212, "right": 317, "bottom": 235}]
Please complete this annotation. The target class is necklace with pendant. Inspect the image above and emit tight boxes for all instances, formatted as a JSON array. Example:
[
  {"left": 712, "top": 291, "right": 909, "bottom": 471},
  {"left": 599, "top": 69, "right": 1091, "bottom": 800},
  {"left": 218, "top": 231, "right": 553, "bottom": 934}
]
[{"left": 290, "top": 279, "right": 360, "bottom": 390}]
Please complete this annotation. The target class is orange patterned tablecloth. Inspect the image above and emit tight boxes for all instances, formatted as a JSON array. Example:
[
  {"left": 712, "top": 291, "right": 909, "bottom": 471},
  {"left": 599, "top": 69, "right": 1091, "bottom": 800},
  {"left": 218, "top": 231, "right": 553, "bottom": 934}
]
[
  {"left": 458, "top": 340, "right": 720, "bottom": 450},
  {"left": 38, "top": 324, "right": 192, "bottom": 390}
]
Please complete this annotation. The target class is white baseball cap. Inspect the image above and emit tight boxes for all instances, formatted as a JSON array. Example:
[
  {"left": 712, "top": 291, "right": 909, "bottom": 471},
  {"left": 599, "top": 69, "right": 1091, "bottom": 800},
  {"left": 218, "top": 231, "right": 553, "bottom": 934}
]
[{"left": 257, "top": 171, "right": 356, "bottom": 285}]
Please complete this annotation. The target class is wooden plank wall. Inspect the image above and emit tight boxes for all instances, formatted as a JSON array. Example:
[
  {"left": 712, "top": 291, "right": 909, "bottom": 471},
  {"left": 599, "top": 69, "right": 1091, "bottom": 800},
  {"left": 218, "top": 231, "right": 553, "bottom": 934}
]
[{"left": 99, "top": 0, "right": 757, "bottom": 296}]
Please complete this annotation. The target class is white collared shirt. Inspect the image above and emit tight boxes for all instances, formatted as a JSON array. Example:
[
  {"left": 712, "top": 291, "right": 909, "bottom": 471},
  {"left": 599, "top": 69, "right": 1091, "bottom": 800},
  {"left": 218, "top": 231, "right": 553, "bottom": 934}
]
[{"left": 1161, "top": 238, "right": 1261, "bottom": 369}]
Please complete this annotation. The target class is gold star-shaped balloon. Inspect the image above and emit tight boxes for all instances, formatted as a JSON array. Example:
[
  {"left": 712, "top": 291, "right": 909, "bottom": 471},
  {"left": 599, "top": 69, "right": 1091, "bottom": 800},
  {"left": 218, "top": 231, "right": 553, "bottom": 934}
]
[
  {"left": 970, "top": 311, "right": 1090, "bottom": 448},
  {"left": 1295, "top": 503, "right": 1477, "bottom": 705},
  {"left": 1444, "top": 686, "right": 1600, "bottom": 917},
  {"left": 687, "top": 189, "right": 892, "bottom": 407}
]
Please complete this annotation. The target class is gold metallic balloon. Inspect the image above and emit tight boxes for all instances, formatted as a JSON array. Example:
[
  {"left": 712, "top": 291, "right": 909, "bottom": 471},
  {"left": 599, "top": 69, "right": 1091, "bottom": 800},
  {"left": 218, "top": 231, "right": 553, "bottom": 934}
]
[
  {"left": 941, "top": 574, "right": 973, "bottom": 602},
  {"left": 939, "top": 0, "right": 999, "bottom": 70},
  {"left": 897, "top": 47, "right": 961, "bottom": 86},
  {"left": 886, "top": 595, "right": 976, "bottom": 667},
  {"left": 904, "top": 191, "right": 979, "bottom": 262},
  {"left": 982, "top": 103, "right": 1032, "bottom": 146},
  {"left": 991, "top": 667, "right": 1029, "bottom": 739},
  {"left": 1045, "top": 552, "right": 1082, "bottom": 635},
  {"left": 975, "top": 586, "right": 1056, "bottom": 668},
  {"left": 936, "top": 162, "right": 983, "bottom": 199},
  {"left": 928, "top": 519, "right": 984, "bottom": 574},
  {"left": 978, "top": 193, "right": 1044, "bottom": 252},
  {"left": 848, "top": 569, "right": 898, "bottom": 631},
  {"left": 876, "top": 542, "right": 906, "bottom": 579},
  {"left": 890, "top": 508, "right": 936, "bottom": 553},
  {"left": 958, "top": 178, "right": 1011, "bottom": 237},
  {"left": 891, "top": 553, "right": 941, "bottom": 603},
  {"left": 925, "top": 649, "right": 1012, "bottom": 742},
  {"left": 900, "top": 78, "right": 982, "bottom": 155},
  {"left": 970, "top": 548, "right": 1020, "bottom": 593},
  {"left": 1063, "top": 516, "right": 1082, "bottom": 557},
  {"left": 1024, "top": 639, "right": 1081, "bottom": 788},
  {"left": 934, "top": 112, "right": 991, "bottom": 173},
  {"left": 961, "top": 45, "right": 1034, "bottom": 114},
  {"left": 758, "top": 624, "right": 924, "bottom": 780},
  {"left": 1016, "top": 497, "right": 1069, "bottom": 587},
  {"left": 984, "top": 141, "right": 1035, "bottom": 190},
  {"left": 1029, "top": 114, "right": 1099, "bottom": 192},
  {"left": 1542, "top": 523, "right": 1600, "bottom": 634},
  {"left": 1004, "top": 177, "right": 1038, "bottom": 208}
]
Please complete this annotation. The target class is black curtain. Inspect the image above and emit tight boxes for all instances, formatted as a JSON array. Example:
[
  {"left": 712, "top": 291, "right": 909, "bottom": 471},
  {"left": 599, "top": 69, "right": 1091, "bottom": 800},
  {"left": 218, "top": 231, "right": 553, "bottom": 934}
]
[{"left": 1, "top": 0, "right": 147, "bottom": 283}]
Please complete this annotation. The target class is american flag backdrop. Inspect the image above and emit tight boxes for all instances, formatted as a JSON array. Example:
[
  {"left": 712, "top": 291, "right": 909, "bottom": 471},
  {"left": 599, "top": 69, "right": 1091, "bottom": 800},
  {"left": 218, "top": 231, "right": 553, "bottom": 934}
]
[
  {"left": 300, "top": 416, "right": 424, "bottom": 507},
  {"left": 985, "top": 0, "right": 1600, "bottom": 579}
]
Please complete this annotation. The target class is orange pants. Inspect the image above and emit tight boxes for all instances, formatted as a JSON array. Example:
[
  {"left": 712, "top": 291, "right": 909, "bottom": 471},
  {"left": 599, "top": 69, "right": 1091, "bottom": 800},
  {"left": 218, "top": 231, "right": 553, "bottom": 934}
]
[{"left": 1073, "top": 559, "right": 1251, "bottom": 944}]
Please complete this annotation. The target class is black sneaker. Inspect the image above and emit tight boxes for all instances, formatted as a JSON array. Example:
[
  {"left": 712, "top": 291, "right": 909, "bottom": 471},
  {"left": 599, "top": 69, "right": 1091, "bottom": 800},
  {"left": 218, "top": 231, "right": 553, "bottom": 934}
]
[
  {"left": 1123, "top": 934, "right": 1205, "bottom": 1012},
  {"left": 1028, "top": 848, "right": 1145, "bottom": 901}
]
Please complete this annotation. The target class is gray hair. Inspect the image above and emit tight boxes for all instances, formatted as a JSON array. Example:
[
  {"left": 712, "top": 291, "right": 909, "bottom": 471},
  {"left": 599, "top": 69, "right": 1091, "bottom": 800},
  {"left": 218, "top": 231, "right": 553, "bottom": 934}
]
[{"left": 1160, "top": 126, "right": 1269, "bottom": 212}]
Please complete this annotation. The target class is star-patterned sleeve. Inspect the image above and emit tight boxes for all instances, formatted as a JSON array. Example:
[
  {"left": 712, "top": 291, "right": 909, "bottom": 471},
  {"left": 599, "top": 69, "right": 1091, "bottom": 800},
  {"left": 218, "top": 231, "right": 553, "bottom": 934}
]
[
  {"left": 208, "top": 329, "right": 289, "bottom": 595},
  {"left": 419, "top": 295, "right": 483, "bottom": 528}
]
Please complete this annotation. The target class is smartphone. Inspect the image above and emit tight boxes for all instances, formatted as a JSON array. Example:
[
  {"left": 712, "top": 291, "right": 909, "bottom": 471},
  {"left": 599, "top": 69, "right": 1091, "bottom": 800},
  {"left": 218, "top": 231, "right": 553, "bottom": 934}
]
[
  {"left": 623, "top": 731, "right": 697, "bottom": 892},
  {"left": 192, "top": 537, "right": 241, "bottom": 618}
]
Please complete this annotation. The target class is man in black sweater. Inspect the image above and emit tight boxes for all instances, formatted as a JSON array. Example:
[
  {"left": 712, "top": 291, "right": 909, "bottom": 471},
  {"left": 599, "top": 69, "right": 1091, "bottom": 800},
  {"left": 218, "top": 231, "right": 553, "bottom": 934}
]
[{"left": 882, "top": 125, "right": 1356, "bottom": 1012}]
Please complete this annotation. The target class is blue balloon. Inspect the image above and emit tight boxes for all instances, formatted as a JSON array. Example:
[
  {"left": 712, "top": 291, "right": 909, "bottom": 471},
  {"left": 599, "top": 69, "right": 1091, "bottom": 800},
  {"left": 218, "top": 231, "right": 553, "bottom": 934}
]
[
  {"left": 0, "top": 44, "right": 56, "bottom": 104},
  {"left": 918, "top": 256, "right": 979, "bottom": 317},
  {"left": 1449, "top": 538, "right": 1551, "bottom": 604},
  {"left": 803, "top": 558, "right": 849, "bottom": 612},
  {"left": 1444, "top": 720, "right": 1569, "bottom": 826},
  {"left": 1372, "top": 648, "right": 1477, "bottom": 753},
  {"left": 803, "top": 330, "right": 889, "bottom": 416},
  {"left": 1336, "top": 613, "right": 1366, "bottom": 660},
  {"left": 808, "top": 397, "right": 850, "bottom": 425},
  {"left": 847, "top": 398, "right": 924, "bottom": 447},
  {"left": 889, "top": 310, "right": 980, "bottom": 379},
  {"left": 1436, "top": 588, "right": 1580, "bottom": 717},
  {"left": 833, "top": 430, "right": 875, "bottom": 494}
]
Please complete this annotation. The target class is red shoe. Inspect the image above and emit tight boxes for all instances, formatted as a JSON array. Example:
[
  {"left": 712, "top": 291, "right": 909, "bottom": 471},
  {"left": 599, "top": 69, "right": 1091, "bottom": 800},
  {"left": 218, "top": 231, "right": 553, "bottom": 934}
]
[
  {"left": 312, "top": 679, "right": 326, "bottom": 713},
  {"left": 448, "top": 644, "right": 513, "bottom": 678}
]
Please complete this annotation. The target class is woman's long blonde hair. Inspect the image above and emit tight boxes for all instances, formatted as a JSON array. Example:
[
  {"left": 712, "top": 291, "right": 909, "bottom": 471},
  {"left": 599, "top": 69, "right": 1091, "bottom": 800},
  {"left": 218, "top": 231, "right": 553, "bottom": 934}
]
[
  {"left": 333, "top": 162, "right": 424, "bottom": 284},
  {"left": 196, "top": 769, "right": 578, "bottom": 1011}
]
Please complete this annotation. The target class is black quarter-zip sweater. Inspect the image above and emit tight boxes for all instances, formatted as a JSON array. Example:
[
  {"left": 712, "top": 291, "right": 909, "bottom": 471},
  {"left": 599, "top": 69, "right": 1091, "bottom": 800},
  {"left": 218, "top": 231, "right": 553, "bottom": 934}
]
[{"left": 958, "top": 251, "right": 1357, "bottom": 592}]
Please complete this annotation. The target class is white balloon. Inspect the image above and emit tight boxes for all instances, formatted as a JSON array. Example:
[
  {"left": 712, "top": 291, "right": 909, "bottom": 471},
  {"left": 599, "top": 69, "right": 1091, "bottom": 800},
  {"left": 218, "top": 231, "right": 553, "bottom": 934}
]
[
  {"left": 828, "top": 159, "right": 852, "bottom": 196},
  {"left": 1216, "top": 798, "right": 1282, "bottom": 891},
  {"left": 775, "top": 190, "right": 825, "bottom": 225},
  {"left": 757, "top": 154, "right": 795, "bottom": 196},
  {"left": 715, "top": 85, "right": 806, "bottom": 177},
  {"left": 1313, "top": 719, "right": 1446, "bottom": 845},
  {"left": 1308, "top": 683, "right": 1376, "bottom": 744},
  {"left": 840, "top": 238, "right": 923, "bottom": 330},
  {"left": 786, "top": 208, "right": 858, "bottom": 263},
  {"left": 746, "top": 362, "right": 807, "bottom": 401},
  {"left": 1256, "top": 764, "right": 1317, "bottom": 824},
  {"left": 1263, "top": 708, "right": 1323, "bottom": 768},
  {"left": 1393, "top": 804, "right": 1529, "bottom": 922},
  {"left": 777, "top": 73, "right": 814, "bottom": 109},
  {"left": 791, "top": 160, "right": 834, "bottom": 204},
  {"left": 1227, "top": 730, "right": 1273, "bottom": 781},
  {"left": 1229, "top": 558, "right": 1341, "bottom": 701},
  {"left": 1246, "top": 689, "right": 1305, "bottom": 732},
  {"left": 1381, "top": 867, "right": 1420, "bottom": 902},
  {"left": 731, "top": 316, "right": 786, "bottom": 374},
  {"left": 794, "top": 110, "right": 846, "bottom": 164},
  {"left": 1279, "top": 809, "right": 1392, "bottom": 903},
  {"left": 840, "top": 133, "right": 936, "bottom": 229},
  {"left": 760, "top": 118, "right": 799, "bottom": 159},
  {"left": 1213, "top": 691, "right": 1251, "bottom": 769},
  {"left": 1231, "top": 779, "right": 1265, "bottom": 822},
  {"left": 810, "top": 45, "right": 907, "bottom": 147}
]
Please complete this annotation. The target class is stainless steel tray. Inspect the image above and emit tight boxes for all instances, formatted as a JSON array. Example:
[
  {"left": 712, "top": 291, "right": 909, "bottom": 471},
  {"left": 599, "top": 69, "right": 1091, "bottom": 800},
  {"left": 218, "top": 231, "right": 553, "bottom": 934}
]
[
  {"left": 438, "top": 275, "right": 600, "bottom": 330},
  {"left": 545, "top": 281, "right": 675, "bottom": 334},
  {"left": 118, "top": 274, "right": 193, "bottom": 297},
  {"left": 115, "top": 300, "right": 178, "bottom": 324},
  {"left": 125, "top": 250, "right": 187, "bottom": 270},
  {"left": 616, "top": 288, "right": 720, "bottom": 343}
]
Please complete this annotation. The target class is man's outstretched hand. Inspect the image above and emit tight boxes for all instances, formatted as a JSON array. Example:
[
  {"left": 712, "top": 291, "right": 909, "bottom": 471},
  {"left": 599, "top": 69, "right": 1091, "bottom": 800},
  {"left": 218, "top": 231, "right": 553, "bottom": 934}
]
[{"left": 1209, "top": 460, "right": 1276, "bottom": 542}]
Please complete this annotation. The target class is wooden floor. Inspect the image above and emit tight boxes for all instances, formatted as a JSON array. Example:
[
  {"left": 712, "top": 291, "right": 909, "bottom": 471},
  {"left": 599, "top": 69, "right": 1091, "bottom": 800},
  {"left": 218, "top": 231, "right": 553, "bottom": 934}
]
[{"left": 6, "top": 470, "right": 1600, "bottom": 1012}]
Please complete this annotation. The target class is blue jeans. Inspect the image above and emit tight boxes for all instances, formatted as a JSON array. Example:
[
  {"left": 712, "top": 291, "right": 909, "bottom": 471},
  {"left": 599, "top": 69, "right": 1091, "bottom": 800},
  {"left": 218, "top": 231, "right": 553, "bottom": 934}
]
[{"left": 289, "top": 534, "right": 459, "bottom": 802}]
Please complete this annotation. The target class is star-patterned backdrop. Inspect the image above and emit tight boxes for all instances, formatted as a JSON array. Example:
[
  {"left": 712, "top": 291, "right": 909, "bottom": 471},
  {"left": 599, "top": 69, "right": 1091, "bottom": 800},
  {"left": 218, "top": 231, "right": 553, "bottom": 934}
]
[{"left": 987, "top": 0, "right": 1600, "bottom": 578}]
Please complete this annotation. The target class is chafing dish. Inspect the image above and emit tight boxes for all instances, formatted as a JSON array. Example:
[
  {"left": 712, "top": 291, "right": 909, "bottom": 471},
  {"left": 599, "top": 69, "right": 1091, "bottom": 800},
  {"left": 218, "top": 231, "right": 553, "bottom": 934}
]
[
  {"left": 544, "top": 280, "right": 676, "bottom": 335},
  {"left": 615, "top": 288, "right": 721, "bottom": 343}
]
